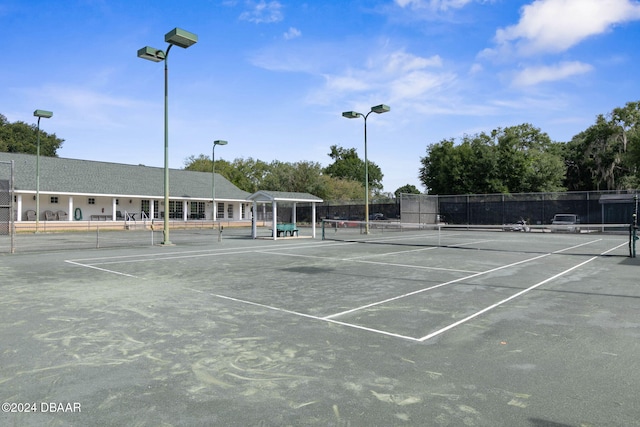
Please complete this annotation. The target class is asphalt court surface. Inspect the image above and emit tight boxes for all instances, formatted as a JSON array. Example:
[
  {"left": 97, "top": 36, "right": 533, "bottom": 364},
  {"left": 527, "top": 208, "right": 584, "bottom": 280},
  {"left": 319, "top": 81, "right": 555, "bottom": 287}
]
[{"left": 1, "top": 229, "right": 639, "bottom": 426}]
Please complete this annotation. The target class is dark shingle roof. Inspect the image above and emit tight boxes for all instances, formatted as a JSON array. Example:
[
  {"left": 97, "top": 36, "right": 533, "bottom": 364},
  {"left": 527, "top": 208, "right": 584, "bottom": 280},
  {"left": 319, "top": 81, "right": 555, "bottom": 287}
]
[{"left": 0, "top": 152, "right": 250, "bottom": 201}]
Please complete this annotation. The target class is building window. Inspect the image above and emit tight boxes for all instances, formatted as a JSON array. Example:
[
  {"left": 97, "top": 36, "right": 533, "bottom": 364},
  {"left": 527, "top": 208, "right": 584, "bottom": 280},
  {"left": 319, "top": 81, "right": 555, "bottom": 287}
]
[
  {"left": 50, "top": 196, "right": 59, "bottom": 204},
  {"left": 227, "top": 204, "right": 233, "bottom": 219},
  {"left": 88, "top": 198, "right": 96, "bottom": 205},
  {"left": 190, "top": 202, "right": 205, "bottom": 219},
  {"left": 217, "top": 202, "right": 224, "bottom": 219},
  {"left": 168, "top": 201, "right": 183, "bottom": 219},
  {"left": 141, "top": 200, "right": 159, "bottom": 219},
  {"left": 241, "top": 204, "right": 246, "bottom": 219}
]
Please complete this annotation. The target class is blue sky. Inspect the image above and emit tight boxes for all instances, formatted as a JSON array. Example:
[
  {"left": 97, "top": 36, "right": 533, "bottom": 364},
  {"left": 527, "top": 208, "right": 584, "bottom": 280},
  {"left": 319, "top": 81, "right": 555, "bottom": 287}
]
[{"left": 2, "top": 0, "right": 640, "bottom": 193}]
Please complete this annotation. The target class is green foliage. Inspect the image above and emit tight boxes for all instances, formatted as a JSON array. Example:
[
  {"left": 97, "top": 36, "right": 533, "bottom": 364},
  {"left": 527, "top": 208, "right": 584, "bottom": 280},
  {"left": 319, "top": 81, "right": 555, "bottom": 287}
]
[
  {"left": 324, "top": 177, "right": 364, "bottom": 201},
  {"left": 420, "top": 124, "right": 566, "bottom": 195},
  {"left": 0, "top": 114, "right": 64, "bottom": 156},
  {"left": 324, "top": 145, "right": 383, "bottom": 191},
  {"left": 394, "top": 184, "right": 421, "bottom": 198},
  {"left": 564, "top": 101, "right": 640, "bottom": 190}
]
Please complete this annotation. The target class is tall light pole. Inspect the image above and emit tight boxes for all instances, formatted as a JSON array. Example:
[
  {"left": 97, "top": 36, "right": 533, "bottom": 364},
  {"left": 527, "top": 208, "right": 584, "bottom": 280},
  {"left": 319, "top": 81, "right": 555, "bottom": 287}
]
[
  {"left": 342, "top": 104, "right": 390, "bottom": 234},
  {"left": 212, "top": 140, "right": 228, "bottom": 222},
  {"left": 138, "top": 27, "right": 198, "bottom": 245},
  {"left": 33, "top": 109, "right": 53, "bottom": 233}
]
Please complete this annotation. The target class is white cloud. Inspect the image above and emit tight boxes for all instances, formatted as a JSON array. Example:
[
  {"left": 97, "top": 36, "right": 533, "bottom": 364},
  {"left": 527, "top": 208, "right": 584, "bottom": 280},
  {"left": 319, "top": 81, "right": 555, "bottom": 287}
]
[
  {"left": 310, "top": 49, "right": 454, "bottom": 105},
  {"left": 512, "top": 61, "right": 593, "bottom": 86},
  {"left": 323, "top": 74, "right": 372, "bottom": 93},
  {"left": 389, "top": 70, "right": 456, "bottom": 100},
  {"left": 283, "top": 27, "right": 301, "bottom": 40},
  {"left": 239, "top": 0, "right": 283, "bottom": 24},
  {"left": 495, "top": 0, "right": 640, "bottom": 56},
  {"left": 383, "top": 51, "right": 443, "bottom": 74}
]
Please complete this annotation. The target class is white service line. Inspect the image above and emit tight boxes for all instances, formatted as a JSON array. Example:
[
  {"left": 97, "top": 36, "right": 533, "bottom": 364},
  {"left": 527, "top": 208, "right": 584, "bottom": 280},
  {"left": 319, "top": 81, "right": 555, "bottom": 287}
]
[
  {"left": 256, "top": 250, "right": 480, "bottom": 274},
  {"left": 322, "top": 252, "right": 551, "bottom": 320},
  {"left": 182, "top": 239, "right": 624, "bottom": 343},
  {"left": 184, "top": 287, "right": 421, "bottom": 342},
  {"left": 323, "top": 238, "right": 608, "bottom": 320},
  {"left": 416, "top": 240, "right": 629, "bottom": 342},
  {"left": 64, "top": 260, "right": 138, "bottom": 277}
]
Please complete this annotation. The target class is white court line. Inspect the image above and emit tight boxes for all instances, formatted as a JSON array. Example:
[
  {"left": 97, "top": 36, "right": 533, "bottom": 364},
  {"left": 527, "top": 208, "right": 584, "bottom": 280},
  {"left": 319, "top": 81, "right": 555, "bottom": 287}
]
[
  {"left": 322, "top": 252, "right": 551, "bottom": 320},
  {"left": 340, "top": 245, "right": 439, "bottom": 260},
  {"left": 417, "top": 240, "right": 629, "bottom": 342},
  {"left": 323, "top": 238, "right": 607, "bottom": 320},
  {"left": 181, "top": 240, "right": 626, "bottom": 343},
  {"left": 256, "top": 250, "right": 480, "bottom": 274},
  {"left": 183, "top": 287, "right": 421, "bottom": 342},
  {"left": 65, "top": 240, "right": 337, "bottom": 266},
  {"left": 350, "top": 258, "right": 481, "bottom": 274},
  {"left": 64, "top": 260, "right": 138, "bottom": 278}
]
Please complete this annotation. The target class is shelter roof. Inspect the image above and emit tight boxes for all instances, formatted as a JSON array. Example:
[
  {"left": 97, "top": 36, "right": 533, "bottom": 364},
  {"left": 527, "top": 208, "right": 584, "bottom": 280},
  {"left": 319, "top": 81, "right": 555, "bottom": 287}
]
[{"left": 248, "top": 190, "right": 323, "bottom": 203}]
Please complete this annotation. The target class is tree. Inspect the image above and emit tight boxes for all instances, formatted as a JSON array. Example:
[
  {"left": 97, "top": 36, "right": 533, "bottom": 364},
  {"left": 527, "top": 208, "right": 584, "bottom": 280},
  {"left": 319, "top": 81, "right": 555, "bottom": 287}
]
[
  {"left": 395, "top": 184, "right": 421, "bottom": 199},
  {"left": 184, "top": 155, "right": 270, "bottom": 193},
  {"left": 562, "top": 101, "right": 640, "bottom": 190},
  {"left": 324, "top": 145, "right": 383, "bottom": 191},
  {"left": 0, "top": 114, "right": 64, "bottom": 156},
  {"left": 495, "top": 124, "right": 565, "bottom": 193},
  {"left": 419, "top": 124, "right": 566, "bottom": 195},
  {"left": 260, "top": 160, "right": 328, "bottom": 197},
  {"left": 322, "top": 176, "right": 364, "bottom": 201}
]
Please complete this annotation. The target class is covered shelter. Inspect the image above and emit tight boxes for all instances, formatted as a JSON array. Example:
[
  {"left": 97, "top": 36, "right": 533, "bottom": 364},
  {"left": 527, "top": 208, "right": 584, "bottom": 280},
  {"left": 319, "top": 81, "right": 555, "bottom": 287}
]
[{"left": 248, "top": 190, "right": 323, "bottom": 240}]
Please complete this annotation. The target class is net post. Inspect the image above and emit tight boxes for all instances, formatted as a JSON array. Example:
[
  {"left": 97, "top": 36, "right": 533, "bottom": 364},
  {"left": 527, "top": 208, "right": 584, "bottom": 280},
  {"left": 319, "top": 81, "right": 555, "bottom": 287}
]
[
  {"left": 321, "top": 219, "right": 325, "bottom": 240},
  {"left": 631, "top": 195, "right": 638, "bottom": 258},
  {"left": 9, "top": 160, "right": 16, "bottom": 254}
]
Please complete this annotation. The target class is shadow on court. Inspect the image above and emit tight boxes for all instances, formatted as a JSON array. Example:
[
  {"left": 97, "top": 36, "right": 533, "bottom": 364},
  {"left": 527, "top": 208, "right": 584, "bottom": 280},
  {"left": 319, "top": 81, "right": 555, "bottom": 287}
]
[{"left": 1, "top": 231, "right": 639, "bottom": 426}]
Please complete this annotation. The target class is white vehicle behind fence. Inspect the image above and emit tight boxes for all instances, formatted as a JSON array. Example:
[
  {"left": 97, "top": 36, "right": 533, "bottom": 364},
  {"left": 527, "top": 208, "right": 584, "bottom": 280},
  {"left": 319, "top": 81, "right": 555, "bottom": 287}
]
[{"left": 551, "top": 214, "right": 580, "bottom": 233}]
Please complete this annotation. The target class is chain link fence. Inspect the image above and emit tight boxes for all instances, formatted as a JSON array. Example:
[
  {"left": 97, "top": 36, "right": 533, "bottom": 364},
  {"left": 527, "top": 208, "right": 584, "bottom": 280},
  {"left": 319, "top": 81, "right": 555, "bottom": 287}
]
[
  {"left": 400, "top": 190, "right": 639, "bottom": 225},
  {"left": 0, "top": 160, "right": 16, "bottom": 253}
]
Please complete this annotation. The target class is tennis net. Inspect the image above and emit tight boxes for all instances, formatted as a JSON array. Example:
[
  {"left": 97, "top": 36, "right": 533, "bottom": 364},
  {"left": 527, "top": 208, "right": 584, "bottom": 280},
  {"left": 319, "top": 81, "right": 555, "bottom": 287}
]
[{"left": 321, "top": 219, "right": 633, "bottom": 257}]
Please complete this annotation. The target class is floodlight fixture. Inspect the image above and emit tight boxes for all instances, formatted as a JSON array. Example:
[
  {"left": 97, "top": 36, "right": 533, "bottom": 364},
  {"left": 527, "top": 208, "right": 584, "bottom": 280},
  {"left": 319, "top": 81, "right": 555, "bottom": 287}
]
[
  {"left": 137, "top": 46, "right": 165, "bottom": 62},
  {"left": 165, "top": 28, "right": 198, "bottom": 48},
  {"left": 371, "top": 104, "right": 390, "bottom": 114},
  {"left": 34, "top": 109, "right": 53, "bottom": 119},
  {"left": 33, "top": 109, "right": 53, "bottom": 233},
  {"left": 341, "top": 104, "right": 391, "bottom": 234},
  {"left": 137, "top": 27, "right": 198, "bottom": 246},
  {"left": 342, "top": 111, "right": 361, "bottom": 119},
  {"left": 212, "top": 140, "right": 228, "bottom": 235}
]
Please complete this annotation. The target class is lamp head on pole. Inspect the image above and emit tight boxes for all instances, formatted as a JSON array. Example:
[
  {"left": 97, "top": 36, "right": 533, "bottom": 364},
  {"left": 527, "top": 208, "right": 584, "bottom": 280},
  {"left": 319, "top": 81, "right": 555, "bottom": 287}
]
[
  {"left": 165, "top": 28, "right": 198, "bottom": 48},
  {"left": 33, "top": 110, "right": 53, "bottom": 119},
  {"left": 213, "top": 140, "right": 228, "bottom": 147},
  {"left": 137, "top": 46, "right": 166, "bottom": 62},
  {"left": 370, "top": 104, "right": 390, "bottom": 114},
  {"left": 342, "top": 111, "right": 361, "bottom": 119}
]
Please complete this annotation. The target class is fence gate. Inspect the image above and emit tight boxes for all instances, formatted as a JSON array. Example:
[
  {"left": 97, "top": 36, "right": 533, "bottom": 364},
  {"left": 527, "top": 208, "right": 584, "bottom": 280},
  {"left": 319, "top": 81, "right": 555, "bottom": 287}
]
[
  {"left": 0, "top": 160, "right": 15, "bottom": 253},
  {"left": 400, "top": 193, "right": 439, "bottom": 224}
]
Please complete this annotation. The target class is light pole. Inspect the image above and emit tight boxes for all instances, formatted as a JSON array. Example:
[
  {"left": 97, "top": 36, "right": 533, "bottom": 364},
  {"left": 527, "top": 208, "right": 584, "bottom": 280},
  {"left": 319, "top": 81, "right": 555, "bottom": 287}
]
[
  {"left": 138, "top": 27, "right": 198, "bottom": 245},
  {"left": 342, "top": 104, "right": 390, "bottom": 234},
  {"left": 33, "top": 109, "right": 53, "bottom": 233},
  {"left": 212, "top": 140, "right": 228, "bottom": 223}
]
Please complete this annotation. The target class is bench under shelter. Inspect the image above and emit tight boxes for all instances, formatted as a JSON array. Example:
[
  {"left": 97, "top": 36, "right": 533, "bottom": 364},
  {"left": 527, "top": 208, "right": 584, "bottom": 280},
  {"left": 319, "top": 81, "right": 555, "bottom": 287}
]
[{"left": 248, "top": 190, "right": 323, "bottom": 240}]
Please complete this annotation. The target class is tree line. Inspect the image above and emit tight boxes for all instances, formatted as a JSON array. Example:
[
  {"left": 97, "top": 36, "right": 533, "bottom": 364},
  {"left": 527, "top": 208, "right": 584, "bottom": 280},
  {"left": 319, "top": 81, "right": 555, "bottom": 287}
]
[
  {"left": 420, "top": 101, "right": 640, "bottom": 195},
  {"left": 184, "top": 145, "right": 421, "bottom": 201},
  {"left": 3, "top": 100, "right": 638, "bottom": 198}
]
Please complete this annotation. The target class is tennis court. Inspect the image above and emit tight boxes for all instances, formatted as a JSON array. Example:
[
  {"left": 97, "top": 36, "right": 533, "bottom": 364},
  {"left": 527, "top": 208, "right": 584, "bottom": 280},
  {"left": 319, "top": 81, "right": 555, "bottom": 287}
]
[{"left": 1, "top": 225, "right": 639, "bottom": 426}]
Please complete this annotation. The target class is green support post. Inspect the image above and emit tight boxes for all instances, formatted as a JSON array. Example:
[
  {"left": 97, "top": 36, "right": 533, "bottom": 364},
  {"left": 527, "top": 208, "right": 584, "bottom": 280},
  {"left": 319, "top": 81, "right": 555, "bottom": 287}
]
[{"left": 631, "top": 195, "right": 638, "bottom": 258}]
